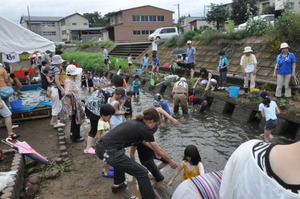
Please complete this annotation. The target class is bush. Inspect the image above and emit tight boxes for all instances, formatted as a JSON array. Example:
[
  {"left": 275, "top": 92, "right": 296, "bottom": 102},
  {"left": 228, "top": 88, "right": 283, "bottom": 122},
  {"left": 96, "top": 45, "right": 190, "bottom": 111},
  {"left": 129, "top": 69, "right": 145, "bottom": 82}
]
[
  {"left": 61, "top": 52, "right": 127, "bottom": 72},
  {"left": 77, "top": 38, "right": 114, "bottom": 48},
  {"left": 266, "top": 10, "right": 300, "bottom": 51},
  {"left": 183, "top": 31, "right": 198, "bottom": 42},
  {"left": 245, "top": 18, "right": 272, "bottom": 36}
]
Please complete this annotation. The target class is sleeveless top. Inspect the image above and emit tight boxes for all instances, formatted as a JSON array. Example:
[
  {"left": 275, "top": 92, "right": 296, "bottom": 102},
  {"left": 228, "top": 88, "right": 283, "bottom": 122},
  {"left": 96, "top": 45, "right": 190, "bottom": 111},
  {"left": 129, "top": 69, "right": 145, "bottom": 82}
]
[
  {"left": 108, "top": 98, "right": 122, "bottom": 127},
  {"left": 181, "top": 160, "right": 201, "bottom": 181}
]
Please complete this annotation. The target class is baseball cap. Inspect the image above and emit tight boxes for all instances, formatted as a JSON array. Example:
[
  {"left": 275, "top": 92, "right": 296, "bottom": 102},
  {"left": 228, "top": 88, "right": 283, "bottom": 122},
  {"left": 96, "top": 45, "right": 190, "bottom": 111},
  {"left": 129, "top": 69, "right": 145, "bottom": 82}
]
[{"left": 187, "top": 40, "right": 192, "bottom": 44}]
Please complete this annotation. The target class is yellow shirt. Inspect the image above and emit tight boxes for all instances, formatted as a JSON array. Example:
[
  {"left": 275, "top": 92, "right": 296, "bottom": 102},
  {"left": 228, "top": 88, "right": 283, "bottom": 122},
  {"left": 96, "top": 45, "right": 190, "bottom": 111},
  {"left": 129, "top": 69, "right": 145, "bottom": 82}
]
[
  {"left": 59, "top": 69, "right": 68, "bottom": 85},
  {"left": 97, "top": 120, "right": 110, "bottom": 137},
  {"left": 181, "top": 160, "right": 201, "bottom": 181}
]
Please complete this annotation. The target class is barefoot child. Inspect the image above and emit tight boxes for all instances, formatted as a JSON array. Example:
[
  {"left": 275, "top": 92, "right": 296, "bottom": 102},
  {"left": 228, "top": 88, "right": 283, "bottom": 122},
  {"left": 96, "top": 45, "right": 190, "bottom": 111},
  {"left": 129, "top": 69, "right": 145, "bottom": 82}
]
[
  {"left": 259, "top": 91, "right": 280, "bottom": 142},
  {"left": 167, "top": 145, "right": 205, "bottom": 187},
  {"left": 24, "top": 71, "right": 31, "bottom": 85},
  {"left": 132, "top": 75, "right": 141, "bottom": 98},
  {"left": 96, "top": 104, "right": 116, "bottom": 177}
]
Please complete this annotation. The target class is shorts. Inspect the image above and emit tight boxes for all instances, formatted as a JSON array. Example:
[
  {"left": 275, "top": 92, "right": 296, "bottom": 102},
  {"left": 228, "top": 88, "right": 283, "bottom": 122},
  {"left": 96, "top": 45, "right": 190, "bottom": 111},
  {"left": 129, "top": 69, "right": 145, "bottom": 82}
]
[
  {"left": 88, "top": 79, "right": 94, "bottom": 87},
  {"left": 133, "top": 92, "right": 139, "bottom": 95},
  {"left": 0, "top": 100, "right": 12, "bottom": 117},
  {"left": 265, "top": 119, "right": 277, "bottom": 130},
  {"left": 125, "top": 114, "right": 132, "bottom": 119},
  {"left": 152, "top": 51, "right": 157, "bottom": 56},
  {"left": 128, "top": 63, "right": 133, "bottom": 66},
  {"left": 186, "top": 63, "right": 195, "bottom": 70},
  {"left": 104, "top": 59, "right": 109, "bottom": 65}
]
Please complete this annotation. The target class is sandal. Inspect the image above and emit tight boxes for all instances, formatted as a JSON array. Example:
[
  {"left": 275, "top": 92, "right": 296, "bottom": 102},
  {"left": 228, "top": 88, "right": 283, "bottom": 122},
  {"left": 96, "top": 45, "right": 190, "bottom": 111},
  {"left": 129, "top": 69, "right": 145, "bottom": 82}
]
[
  {"left": 111, "top": 182, "right": 127, "bottom": 193},
  {"left": 8, "top": 133, "right": 20, "bottom": 139},
  {"left": 102, "top": 170, "right": 114, "bottom": 178}
]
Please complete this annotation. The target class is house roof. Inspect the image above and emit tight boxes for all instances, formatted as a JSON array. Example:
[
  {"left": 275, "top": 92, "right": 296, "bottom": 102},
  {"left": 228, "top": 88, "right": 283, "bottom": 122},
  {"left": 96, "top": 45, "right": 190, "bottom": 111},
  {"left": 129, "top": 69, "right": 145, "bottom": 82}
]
[
  {"left": 20, "top": 13, "right": 87, "bottom": 23},
  {"left": 189, "top": 18, "right": 207, "bottom": 23},
  {"left": 21, "top": 16, "right": 64, "bottom": 22},
  {"left": 68, "top": 27, "right": 105, "bottom": 31},
  {"left": 106, "top": 5, "right": 174, "bottom": 16}
]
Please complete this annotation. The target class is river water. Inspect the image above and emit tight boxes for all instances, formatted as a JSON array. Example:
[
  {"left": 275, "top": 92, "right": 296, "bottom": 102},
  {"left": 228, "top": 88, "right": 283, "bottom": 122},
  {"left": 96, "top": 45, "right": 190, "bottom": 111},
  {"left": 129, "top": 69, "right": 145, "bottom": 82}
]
[{"left": 130, "top": 88, "right": 292, "bottom": 189}]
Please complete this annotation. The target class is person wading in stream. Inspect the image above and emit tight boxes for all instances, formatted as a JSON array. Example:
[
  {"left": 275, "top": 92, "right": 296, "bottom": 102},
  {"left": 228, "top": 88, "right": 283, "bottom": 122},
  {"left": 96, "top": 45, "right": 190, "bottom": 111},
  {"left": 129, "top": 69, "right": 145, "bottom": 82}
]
[
  {"left": 172, "top": 77, "right": 189, "bottom": 114},
  {"left": 95, "top": 108, "right": 178, "bottom": 199}
]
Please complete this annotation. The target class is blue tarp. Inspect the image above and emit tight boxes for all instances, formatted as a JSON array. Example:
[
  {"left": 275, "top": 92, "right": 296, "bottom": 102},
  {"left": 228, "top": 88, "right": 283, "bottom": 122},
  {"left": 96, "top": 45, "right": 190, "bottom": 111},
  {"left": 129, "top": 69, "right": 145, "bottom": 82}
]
[{"left": 10, "top": 101, "right": 52, "bottom": 113}]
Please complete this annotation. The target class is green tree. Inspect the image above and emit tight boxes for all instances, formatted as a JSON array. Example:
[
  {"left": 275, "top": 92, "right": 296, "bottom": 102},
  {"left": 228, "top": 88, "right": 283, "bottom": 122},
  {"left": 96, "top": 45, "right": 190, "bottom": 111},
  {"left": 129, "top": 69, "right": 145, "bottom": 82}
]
[
  {"left": 83, "top": 12, "right": 109, "bottom": 27},
  {"left": 206, "top": 4, "right": 229, "bottom": 30},
  {"left": 231, "top": 0, "right": 259, "bottom": 25},
  {"left": 261, "top": 5, "right": 275, "bottom": 15}
]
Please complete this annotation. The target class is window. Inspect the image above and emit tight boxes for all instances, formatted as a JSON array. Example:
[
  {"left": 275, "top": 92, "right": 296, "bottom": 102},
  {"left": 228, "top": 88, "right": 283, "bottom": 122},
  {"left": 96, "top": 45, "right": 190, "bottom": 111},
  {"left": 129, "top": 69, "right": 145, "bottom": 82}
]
[
  {"left": 262, "top": 2, "right": 270, "bottom": 7},
  {"left": 62, "top": 30, "right": 66, "bottom": 35},
  {"left": 117, "top": 14, "right": 122, "bottom": 23},
  {"left": 288, "top": 2, "right": 294, "bottom": 9},
  {"left": 157, "top": 16, "right": 164, "bottom": 21},
  {"left": 61, "top": 20, "right": 65, "bottom": 26},
  {"left": 149, "top": 16, "right": 157, "bottom": 21},
  {"left": 72, "top": 23, "right": 77, "bottom": 25},
  {"left": 166, "top": 28, "right": 176, "bottom": 33},
  {"left": 42, "top": 22, "right": 55, "bottom": 27},
  {"left": 110, "top": 17, "right": 115, "bottom": 25},
  {"left": 132, "top": 15, "right": 140, "bottom": 22},
  {"left": 133, "top": 30, "right": 141, "bottom": 35},
  {"left": 141, "top": 16, "right": 149, "bottom": 21},
  {"left": 83, "top": 22, "right": 88, "bottom": 25},
  {"left": 42, "top": 31, "right": 56, "bottom": 36}
]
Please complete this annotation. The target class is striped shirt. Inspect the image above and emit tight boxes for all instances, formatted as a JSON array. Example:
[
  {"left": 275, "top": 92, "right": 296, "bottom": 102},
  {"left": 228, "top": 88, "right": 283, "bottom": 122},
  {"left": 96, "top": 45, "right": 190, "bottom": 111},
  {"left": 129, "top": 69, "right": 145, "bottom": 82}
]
[{"left": 253, "top": 142, "right": 300, "bottom": 194}]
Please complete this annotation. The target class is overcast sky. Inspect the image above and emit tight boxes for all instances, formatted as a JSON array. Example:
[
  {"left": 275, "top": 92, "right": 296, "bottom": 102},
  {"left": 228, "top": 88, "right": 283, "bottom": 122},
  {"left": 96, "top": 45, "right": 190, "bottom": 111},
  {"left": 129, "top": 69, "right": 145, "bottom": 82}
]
[{"left": 1, "top": 0, "right": 231, "bottom": 24}]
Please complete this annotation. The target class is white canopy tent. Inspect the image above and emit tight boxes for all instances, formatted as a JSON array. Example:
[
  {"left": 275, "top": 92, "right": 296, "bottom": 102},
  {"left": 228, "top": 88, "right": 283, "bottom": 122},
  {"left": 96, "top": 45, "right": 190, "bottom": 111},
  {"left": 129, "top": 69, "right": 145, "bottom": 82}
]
[{"left": 0, "top": 16, "right": 55, "bottom": 54}]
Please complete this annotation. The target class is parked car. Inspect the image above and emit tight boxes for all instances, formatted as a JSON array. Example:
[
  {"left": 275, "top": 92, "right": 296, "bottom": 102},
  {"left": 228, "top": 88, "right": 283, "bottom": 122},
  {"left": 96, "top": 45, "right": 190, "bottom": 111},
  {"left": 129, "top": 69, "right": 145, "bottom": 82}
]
[
  {"left": 235, "top": 14, "right": 275, "bottom": 31},
  {"left": 148, "top": 27, "right": 179, "bottom": 40}
]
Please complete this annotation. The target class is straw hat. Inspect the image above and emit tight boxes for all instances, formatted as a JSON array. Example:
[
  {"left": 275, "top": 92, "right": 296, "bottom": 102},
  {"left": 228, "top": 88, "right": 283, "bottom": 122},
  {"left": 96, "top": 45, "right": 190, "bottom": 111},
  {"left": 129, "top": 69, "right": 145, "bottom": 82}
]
[
  {"left": 244, "top": 46, "right": 253, "bottom": 53},
  {"left": 51, "top": 55, "right": 65, "bottom": 65}
]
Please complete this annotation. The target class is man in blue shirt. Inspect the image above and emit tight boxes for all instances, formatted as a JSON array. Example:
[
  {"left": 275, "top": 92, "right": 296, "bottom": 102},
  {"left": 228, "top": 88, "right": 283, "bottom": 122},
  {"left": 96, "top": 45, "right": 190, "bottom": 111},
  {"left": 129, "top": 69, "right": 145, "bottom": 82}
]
[
  {"left": 186, "top": 40, "right": 196, "bottom": 79},
  {"left": 154, "top": 93, "right": 171, "bottom": 115}
]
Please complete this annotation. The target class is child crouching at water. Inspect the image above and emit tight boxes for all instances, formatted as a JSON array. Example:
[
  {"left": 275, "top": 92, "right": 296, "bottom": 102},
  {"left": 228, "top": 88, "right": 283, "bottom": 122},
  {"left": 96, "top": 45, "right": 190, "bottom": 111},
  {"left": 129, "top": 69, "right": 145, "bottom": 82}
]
[
  {"left": 96, "top": 104, "right": 115, "bottom": 177},
  {"left": 167, "top": 145, "right": 205, "bottom": 187},
  {"left": 259, "top": 91, "right": 280, "bottom": 142}
]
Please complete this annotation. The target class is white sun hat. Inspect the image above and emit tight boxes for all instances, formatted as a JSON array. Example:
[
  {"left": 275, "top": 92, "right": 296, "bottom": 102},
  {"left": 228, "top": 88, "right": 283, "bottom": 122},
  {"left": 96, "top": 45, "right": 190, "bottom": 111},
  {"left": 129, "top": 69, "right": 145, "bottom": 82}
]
[
  {"left": 51, "top": 55, "right": 65, "bottom": 65},
  {"left": 243, "top": 46, "right": 253, "bottom": 53},
  {"left": 66, "top": 64, "right": 83, "bottom": 76},
  {"left": 280, "top": 42, "right": 289, "bottom": 49}
]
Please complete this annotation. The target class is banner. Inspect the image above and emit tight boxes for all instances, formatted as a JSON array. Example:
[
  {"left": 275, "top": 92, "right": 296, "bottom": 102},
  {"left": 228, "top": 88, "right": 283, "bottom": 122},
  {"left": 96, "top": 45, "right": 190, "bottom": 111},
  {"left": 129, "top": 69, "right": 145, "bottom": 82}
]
[{"left": 2, "top": 53, "right": 20, "bottom": 63}]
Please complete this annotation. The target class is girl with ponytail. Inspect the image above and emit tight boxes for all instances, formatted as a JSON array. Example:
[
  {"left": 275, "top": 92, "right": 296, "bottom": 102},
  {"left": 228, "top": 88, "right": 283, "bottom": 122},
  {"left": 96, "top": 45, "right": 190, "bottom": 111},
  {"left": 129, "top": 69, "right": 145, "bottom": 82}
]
[{"left": 259, "top": 92, "right": 280, "bottom": 142}]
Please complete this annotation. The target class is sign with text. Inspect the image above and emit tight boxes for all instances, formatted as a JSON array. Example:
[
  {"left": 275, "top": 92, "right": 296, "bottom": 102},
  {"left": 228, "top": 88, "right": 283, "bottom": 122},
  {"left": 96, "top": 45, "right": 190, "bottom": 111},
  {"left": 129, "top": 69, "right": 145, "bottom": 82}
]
[{"left": 2, "top": 53, "right": 20, "bottom": 63}]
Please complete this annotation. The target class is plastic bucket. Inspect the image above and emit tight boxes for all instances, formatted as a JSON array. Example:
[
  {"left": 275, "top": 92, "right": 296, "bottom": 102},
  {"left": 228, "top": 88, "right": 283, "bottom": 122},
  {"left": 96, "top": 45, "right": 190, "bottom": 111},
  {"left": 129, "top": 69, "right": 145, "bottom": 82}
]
[
  {"left": 10, "top": 100, "right": 22, "bottom": 110},
  {"left": 229, "top": 86, "right": 240, "bottom": 98},
  {"left": 136, "top": 69, "right": 143, "bottom": 75}
]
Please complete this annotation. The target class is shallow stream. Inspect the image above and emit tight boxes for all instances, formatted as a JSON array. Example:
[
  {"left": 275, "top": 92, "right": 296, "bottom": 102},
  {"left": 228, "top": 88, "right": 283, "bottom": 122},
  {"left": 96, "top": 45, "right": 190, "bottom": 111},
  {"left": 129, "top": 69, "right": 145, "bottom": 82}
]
[{"left": 131, "top": 89, "right": 292, "bottom": 190}]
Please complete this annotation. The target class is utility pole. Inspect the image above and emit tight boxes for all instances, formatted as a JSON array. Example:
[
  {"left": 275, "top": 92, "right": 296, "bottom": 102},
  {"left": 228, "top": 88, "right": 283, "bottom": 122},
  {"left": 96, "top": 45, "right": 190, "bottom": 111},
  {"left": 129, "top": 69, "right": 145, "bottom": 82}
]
[
  {"left": 27, "top": 6, "right": 32, "bottom": 30},
  {"left": 174, "top": 4, "right": 181, "bottom": 34}
]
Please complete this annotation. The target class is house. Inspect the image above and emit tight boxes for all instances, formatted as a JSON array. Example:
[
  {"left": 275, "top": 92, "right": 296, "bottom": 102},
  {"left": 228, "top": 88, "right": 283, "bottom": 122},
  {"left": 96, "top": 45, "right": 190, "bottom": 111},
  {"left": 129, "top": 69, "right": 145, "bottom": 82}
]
[
  {"left": 258, "top": 0, "right": 300, "bottom": 13},
  {"left": 189, "top": 18, "right": 214, "bottom": 31},
  {"left": 105, "top": 5, "right": 174, "bottom": 42},
  {"left": 20, "top": 13, "right": 104, "bottom": 43},
  {"left": 180, "top": 16, "right": 213, "bottom": 32}
]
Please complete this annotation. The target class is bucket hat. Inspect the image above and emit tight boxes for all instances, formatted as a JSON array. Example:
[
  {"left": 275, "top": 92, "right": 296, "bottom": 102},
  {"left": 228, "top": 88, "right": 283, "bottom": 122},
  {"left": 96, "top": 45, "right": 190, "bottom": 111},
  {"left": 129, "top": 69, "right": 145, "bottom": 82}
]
[
  {"left": 243, "top": 46, "right": 253, "bottom": 53},
  {"left": 51, "top": 55, "right": 65, "bottom": 65},
  {"left": 66, "top": 64, "right": 82, "bottom": 76},
  {"left": 280, "top": 42, "right": 289, "bottom": 49}
]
